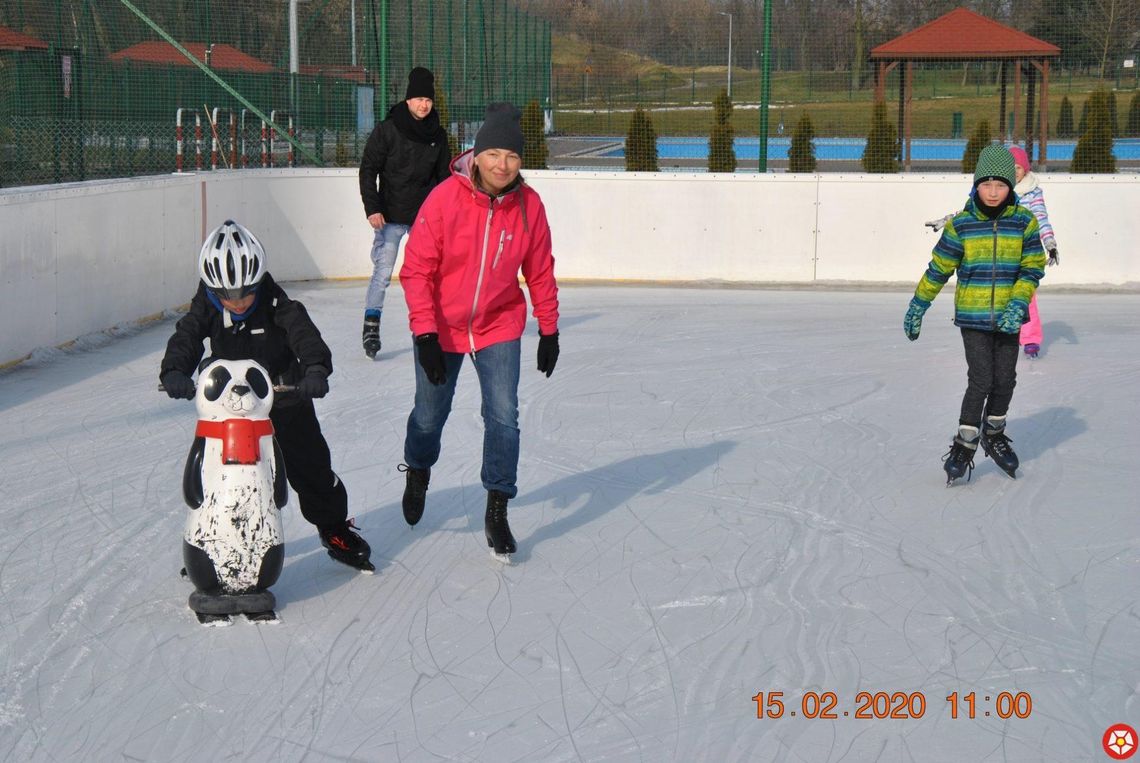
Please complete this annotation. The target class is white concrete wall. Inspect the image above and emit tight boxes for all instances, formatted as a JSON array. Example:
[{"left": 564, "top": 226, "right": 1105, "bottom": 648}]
[
  {"left": 0, "top": 175, "right": 201, "bottom": 364},
  {"left": 2, "top": 169, "right": 1138, "bottom": 365}
]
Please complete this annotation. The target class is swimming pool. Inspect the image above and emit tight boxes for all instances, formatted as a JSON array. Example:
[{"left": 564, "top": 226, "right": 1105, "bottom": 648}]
[{"left": 600, "top": 137, "right": 1140, "bottom": 162}]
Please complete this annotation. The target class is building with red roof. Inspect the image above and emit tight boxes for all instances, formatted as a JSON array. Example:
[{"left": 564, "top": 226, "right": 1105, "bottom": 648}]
[
  {"left": 871, "top": 8, "right": 1060, "bottom": 170},
  {"left": 0, "top": 24, "right": 49, "bottom": 51},
  {"left": 871, "top": 8, "right": 1059, "bottom": 60},
  {"left": 109, "top": 42, "right": 275, "bottom": 73}
]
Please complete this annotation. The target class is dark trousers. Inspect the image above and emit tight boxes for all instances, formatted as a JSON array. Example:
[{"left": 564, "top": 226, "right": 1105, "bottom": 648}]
[
  {"left": 270, "top": 400, "right": 348, "bottom": 531},
  {"left": 959, "top": 328, "right": 1020, "bottom": 426}
]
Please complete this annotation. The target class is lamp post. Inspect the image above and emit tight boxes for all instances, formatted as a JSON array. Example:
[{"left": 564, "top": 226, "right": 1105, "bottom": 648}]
[
  {"left": 718, "top": 11, "right": 733, "bottom": 98},
  {"left": 288, "top": 0, "right": 299, "bottom": 113},
  {"left": 758, "top": 0, "right": 772, "bottom": 172}
]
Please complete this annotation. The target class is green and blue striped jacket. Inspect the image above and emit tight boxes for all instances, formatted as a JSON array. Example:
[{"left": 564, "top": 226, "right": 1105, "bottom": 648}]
[{"left": 913, "top": 197, "right": 1045, "bottom": 331}]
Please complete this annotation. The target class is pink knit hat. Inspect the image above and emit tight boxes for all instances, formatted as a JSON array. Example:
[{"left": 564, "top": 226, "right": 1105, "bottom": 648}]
[{"left": 1008, "top": 145, "right": 1030, "bottom": 172}]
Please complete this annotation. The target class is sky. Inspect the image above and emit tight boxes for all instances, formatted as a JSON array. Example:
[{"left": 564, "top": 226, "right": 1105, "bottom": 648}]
[{"left": 1, "top": 283, "right": 1137, "bottom": 762}]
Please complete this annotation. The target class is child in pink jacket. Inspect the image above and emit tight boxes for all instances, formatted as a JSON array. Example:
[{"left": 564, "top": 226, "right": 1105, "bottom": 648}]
[
  {"left": 1009, "top": 146, "right": 1060, "bottom": 358},
  {"left": 397, "top": 103, "right": 560, "bottom": 560}
]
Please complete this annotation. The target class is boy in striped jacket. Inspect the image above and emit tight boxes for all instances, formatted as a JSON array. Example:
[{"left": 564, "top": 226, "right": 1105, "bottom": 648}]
[{"left": 903, "top": 144, "right": 1046, "bottom": 485}]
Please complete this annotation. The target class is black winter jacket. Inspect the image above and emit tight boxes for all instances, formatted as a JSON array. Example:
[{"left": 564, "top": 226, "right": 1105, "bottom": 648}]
[
  {"left": 160, "top": 274, "right": 333, "bottom": 405},
  {"left": 358, "top": 102, "right": 451, "bottom": 224}
]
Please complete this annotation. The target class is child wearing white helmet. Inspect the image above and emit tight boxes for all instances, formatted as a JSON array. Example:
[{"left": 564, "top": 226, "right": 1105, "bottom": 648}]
[{"left": 160, "top": 221, "right": 373, "bottom": 572}]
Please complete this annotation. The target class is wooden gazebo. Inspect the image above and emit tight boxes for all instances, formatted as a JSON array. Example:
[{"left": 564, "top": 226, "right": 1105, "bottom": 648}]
[{"left": 870, "top": 8, "right": 1060, "bottom": 171}]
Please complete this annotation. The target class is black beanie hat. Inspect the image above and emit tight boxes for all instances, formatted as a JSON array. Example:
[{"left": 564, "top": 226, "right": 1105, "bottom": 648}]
[
  {"left": 405, "top": 67, "right": 435, "bottom": 100},
  {"left": 474, "top": 102, "right": 524, "bottom": 156}
]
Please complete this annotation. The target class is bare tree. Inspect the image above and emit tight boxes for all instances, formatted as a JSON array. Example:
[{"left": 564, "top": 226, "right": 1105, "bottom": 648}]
[
  {"left": 1084, "top": 0, "right": 1140, "bottom": 79},
  {"left": 853, "top": 0, "right": 866, "bottom": 88}
]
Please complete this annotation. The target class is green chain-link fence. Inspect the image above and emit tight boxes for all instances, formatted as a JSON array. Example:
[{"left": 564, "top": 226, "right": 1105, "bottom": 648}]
[
  {"left": 0, "top": 0, "right": 551, "bottom": 186},
  {"left": 2, "top": 1, "right": 1137, "bottom": 183}
]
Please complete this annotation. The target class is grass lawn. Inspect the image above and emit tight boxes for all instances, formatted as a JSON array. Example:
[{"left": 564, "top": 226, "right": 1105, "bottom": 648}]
[
  {"left": 551, "top": 35, "right": 1140, "bottom": 139},
  {"left": 555, "top": 87, "right": 1138, "bottom": 139}
]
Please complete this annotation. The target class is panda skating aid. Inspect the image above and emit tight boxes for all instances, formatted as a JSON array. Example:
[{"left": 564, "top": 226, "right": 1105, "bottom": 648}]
[{"left": 181, "top": 359, "right": 287, "bottom": 625}]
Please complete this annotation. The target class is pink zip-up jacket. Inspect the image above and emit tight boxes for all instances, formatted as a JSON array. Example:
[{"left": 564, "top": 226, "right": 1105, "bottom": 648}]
[{"left": 402, "top": 149, "right": 559, "bottom": 353}]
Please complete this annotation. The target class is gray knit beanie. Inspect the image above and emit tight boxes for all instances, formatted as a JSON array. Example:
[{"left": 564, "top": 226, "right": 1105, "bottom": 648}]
[
  {"left": 474, "top": 102, "right": 524, "bottom": 156},
  {"left": 973, "top": 144, "right": 1016, "bottom": 189}
]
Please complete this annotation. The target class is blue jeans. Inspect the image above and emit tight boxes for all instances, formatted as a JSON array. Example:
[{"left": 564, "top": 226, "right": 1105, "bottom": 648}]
[
  {"left": 365, "top": 222, "right": 408, "bottom": 314},
  {"left": 404, "top": 338, "right": 521, "bottom": 498}
]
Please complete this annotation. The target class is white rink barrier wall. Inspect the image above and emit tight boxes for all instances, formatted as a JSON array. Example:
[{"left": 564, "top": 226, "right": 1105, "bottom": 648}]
[{"left": 1, "top": 169, "right": 1138, "bottom": 365}]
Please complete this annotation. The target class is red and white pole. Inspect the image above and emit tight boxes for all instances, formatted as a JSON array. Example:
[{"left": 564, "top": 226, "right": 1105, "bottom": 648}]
[
  {"left": 287, "top": 116, "right": 295, "bottom": 167},
  {"left": 229, "top": 113, "right": 238, "bottom": 169},
  {"left": 209, "top": 107, "right": 219, "bottom": 171},
  {"left": 175, "top": 108, "right": 184, "bottom": 173},
  {"left": 194, "top": 113, "right": 203, "bottom": 171}
]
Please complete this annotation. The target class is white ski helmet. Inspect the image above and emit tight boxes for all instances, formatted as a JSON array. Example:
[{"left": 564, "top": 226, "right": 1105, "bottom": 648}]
[{"left": 198, "top": 220, "right": 267, "bottom": 299}]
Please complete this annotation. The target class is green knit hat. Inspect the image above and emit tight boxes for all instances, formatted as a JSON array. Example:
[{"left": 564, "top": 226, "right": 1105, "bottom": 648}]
[{"left": 973, "top": 144, "right": 1016, "bottom": 189}]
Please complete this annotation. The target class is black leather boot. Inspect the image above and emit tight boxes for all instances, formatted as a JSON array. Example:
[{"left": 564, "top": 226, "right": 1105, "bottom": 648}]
[
  {"left": 980, "top": 415, "right": 1018, "bottom": 478},
  {"left": 484, "top": 490, "right": 517, "bottom": 555},
  {"left": 398, "top": 464, "right": 430, "bottom": 525},
  {"left": 943, "top": 424, "right": 978, "bottom": 486}
]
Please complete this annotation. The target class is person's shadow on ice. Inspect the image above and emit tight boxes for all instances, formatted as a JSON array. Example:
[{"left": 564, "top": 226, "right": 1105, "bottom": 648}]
[{"left": 510, "top": 440, "right": 737, "bottom": 562}]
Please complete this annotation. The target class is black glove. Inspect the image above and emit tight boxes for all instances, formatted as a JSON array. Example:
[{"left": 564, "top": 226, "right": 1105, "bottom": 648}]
[
  {"left": 295, "top": 366, "right": 330, "bottom": 399},
  {"left": 536, "top": 332, "right": 560, "bottom": 377},
  {"left": 415, "top": 333, "right": 447, "bottom": 386},
  {"left": 1047, "top": 246, "right": 1059, "bottom": 266},
  {"left": 160, "top": 369, "right": 196, "bottom": 400}
]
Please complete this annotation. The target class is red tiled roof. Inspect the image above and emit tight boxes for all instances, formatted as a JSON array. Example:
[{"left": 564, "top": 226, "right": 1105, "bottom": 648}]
[
  {"left": 871, "top": 8, "right": 1060, "bottom": 60},
  {"left": 109, "top": 41, "right": 275, "bottom": 73},
  {"left": 0, "top": 25, "right": 49, "bottom": 51},
  {"left": 299, "top": 64, "right": 368, "bottom": 83}
]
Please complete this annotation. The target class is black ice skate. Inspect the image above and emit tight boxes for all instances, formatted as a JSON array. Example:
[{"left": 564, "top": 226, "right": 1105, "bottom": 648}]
[
  {"left": 319, "top": 520, "right": 375, "bottom": 573},
  {"left": 362, "top": 315, "right": 381, "bottom": 359},
  {"left": 485, "top": 490, "right": 517, "bottom": 562},
  {"left": 980, "top": 415, "right": 1019, "bottom": 479},
  {"left": 398, "top": 464, "right": 431, "bottom": 526},
  {"left": 943, "top": 425, "right": 979, "bottom": 486}
]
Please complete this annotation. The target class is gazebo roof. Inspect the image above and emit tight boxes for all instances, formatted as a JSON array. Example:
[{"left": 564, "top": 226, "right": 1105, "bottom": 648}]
[
  {"left": 871, "top": 7, "right": 1060, "bottom": 60},
  {"left": 0, "top": 25, "right": 49, "bottom": 51},
  {"left": 109, "top": 42, "right": 275, "bottom": 73}
]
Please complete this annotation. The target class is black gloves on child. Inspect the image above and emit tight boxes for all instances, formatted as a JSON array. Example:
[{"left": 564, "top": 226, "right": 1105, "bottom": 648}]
[
  {"left": 537, "top": 332, "right": 560, "bottom": 377},
  {"left": 161, "top": 370, "right": 196, "bottom": 400},
  {"left": 415, "top": 333, "right": 447, "bottom": 386},
  {"left": 296, "top": 366, "right": 330, "bottom": 399}
]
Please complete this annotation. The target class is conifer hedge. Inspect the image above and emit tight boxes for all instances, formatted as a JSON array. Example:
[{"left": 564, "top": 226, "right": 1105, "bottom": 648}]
[
  {"left": 521, "top": 99, "right": 548, "bottom": 169},
  {"left": 961, "top": 119, "right": 992, "bottom": 173},
  {"left": 1071, "top": 88, "right": 1116, "bottom": 173},
  {"left": 626, "top": 107, "right": 659, "bottom": 172},
  {"left": 788, "top": 112, "right": 816, "bottom": 173},
  {"left": 861, "top": 101, "right": 898, "bottom": 173},
  {"left": 708, "top": 89, "right": 736, "bottom": 173}
]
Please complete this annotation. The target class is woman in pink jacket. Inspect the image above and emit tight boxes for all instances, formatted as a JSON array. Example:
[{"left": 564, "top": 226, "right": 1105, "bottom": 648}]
[{"left": 397, "top": 103, "right": 560, "bottom": 560}]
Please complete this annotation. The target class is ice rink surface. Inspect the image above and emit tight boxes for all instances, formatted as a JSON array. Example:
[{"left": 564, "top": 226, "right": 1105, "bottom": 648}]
[{"left": 1, "top": 283, "right": 1137, "bottom": 762}]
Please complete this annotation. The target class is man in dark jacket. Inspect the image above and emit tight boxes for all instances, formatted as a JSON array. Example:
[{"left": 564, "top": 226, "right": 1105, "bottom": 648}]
[
  {"left": 358, "top": 66, "right": 452, "bottom": 359},
  {"left": 161, "top": 221, "right": 373, "bottom": 571}
]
